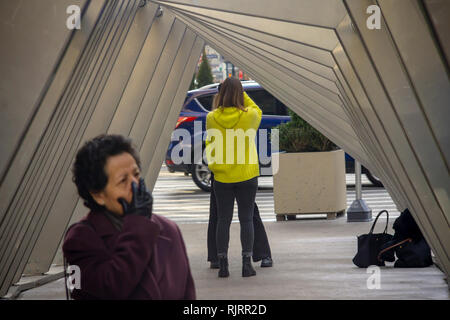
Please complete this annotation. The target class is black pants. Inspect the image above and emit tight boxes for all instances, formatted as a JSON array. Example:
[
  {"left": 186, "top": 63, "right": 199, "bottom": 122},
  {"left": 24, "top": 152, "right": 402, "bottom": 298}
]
[{"left": 207, "top": 175, "right": 271, "bottom": 261}]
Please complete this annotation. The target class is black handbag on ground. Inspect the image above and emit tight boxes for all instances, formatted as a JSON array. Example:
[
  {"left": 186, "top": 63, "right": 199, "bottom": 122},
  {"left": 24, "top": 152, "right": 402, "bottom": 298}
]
[
  {"left": 378, "top": 237, "right": 433, "bottom": 268},
  {"left": 378, "top": 209, "right": 433, "bottom": 268},
  {"left": 394, "top": 238, "right": 433, "bottom": 267},
  {"left": 352, "top": 210, "right": 394, "bottom": 268}
]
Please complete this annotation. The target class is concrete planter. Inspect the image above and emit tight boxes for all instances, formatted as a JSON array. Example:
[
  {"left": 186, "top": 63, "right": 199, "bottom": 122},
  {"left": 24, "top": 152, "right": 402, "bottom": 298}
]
[{"left": 272, "top": 149, "right": 347, "bottom": 220}]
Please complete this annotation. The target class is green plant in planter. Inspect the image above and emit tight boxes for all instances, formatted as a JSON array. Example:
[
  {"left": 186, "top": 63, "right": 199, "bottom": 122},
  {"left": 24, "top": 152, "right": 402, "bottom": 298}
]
[{"left": 274, "top": 109, "right": 338, "bottom": 153}]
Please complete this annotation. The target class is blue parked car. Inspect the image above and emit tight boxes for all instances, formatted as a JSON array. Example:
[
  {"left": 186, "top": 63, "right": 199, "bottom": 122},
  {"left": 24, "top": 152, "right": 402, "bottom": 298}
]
[{"left": 165, "top": 81, "right": 382, "bottom": 191}]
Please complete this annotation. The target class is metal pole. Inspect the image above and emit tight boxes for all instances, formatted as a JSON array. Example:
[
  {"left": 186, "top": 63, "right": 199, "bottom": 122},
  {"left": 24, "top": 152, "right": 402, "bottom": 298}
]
[
  {"left": 347, "top": 159, "right": 372, "bottom": 222},
  {"left": 355, "top": 160, "right": 362, "bottom": 200}
]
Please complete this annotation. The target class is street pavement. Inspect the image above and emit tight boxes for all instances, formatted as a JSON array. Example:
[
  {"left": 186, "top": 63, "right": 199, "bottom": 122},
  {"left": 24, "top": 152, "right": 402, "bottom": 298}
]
[
  {"left": 14, "top": 164, "right": 449, "bottom": 300},
  {"left": 153, "top": 165, "right": 400, "bottom": 224}
]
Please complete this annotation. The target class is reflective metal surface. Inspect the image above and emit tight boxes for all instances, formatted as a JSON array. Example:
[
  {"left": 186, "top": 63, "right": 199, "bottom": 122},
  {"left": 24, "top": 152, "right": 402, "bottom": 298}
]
[{"left": 0, "top": 0, "right": 448, "bottom": 295}]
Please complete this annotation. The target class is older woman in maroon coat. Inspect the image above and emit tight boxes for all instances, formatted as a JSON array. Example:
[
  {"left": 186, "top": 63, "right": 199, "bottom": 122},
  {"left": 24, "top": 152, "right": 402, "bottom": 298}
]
[{"left": 63, "top": 134, "right": 195, "bottom": 300}]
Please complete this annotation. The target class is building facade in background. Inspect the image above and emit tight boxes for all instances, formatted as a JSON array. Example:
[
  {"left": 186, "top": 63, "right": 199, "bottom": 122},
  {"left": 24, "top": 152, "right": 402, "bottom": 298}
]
[{"left": 203, "top": 45, "right": 251, "bottom": 83}]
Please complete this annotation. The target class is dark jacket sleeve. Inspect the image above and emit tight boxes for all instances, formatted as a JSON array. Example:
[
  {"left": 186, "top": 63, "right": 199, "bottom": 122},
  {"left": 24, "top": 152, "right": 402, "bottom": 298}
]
[
  {"left": 62, "top": 215, "right": 160, "bottom": 299},
  {"left": 175, "top": 224, "right": 196, "bottom": 300}
]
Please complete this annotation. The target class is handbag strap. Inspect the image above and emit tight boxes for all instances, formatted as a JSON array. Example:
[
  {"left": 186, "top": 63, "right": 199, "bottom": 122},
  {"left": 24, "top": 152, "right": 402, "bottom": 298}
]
[
  {"left": 369, "top": 210, "right": 389, "bottom": 235},
  {"left": 377, "top": 238, "right": 412, "bottom": 262}
]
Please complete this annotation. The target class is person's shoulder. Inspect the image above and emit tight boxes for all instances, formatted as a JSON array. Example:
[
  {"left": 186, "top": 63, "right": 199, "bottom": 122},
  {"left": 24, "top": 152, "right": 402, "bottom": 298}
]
[
  {"left": 244, "top": 107, "right": 259, "bottom": 118},
  {"left": 207, "top": 110, "right": 217, "bottom": 120},
  {"left": 63, "top": 216, "right": 97, "bottom": 251},
  {"left": 66, "top": 215, "right": 93, "bottom": 235},
  {"left": 151, "top": 214, "right": 180, "bottom": 234}
]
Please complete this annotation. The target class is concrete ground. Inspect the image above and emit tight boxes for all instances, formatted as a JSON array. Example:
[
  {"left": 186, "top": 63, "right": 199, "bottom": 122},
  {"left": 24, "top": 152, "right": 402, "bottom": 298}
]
[{"left": 15, "top": 215, "right": 449, "bottom": 300}]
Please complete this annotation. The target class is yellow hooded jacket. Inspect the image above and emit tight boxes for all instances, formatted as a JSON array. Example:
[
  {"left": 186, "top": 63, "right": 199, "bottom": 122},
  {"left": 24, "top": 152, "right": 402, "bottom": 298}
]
[{"left": 205, "top": 92, "right": 262, "bottom": 183}]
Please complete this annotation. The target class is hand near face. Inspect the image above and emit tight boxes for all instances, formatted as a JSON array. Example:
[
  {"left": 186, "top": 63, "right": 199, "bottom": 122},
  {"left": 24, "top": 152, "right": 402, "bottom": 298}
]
[{"left": 119, "top": 178, "right": 153, "bottom": 218}]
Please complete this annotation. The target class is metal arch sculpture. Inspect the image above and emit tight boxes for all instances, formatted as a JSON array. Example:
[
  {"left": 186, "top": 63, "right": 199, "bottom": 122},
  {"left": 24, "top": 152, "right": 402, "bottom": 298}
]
[{"left": 0, "top": 0, "right": 448, "bottom": 296}]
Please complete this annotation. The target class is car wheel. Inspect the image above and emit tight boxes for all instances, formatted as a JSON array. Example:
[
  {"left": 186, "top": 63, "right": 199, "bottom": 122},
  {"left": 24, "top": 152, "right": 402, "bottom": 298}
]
[
  {"left": 365, "top": 170, "right": 383, "bottom": 188},
  {"left": 192, "top": 164, "right": 212, "bottom": 192}
]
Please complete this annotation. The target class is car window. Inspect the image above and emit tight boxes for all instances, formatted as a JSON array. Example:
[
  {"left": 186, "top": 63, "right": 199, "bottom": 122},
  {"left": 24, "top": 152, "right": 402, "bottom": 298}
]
[
  {"left": 275, "top": 98, "right": 288, "bottom": 116},
  {"left": 196, "top": 94, "right": 214, "bottom": 111},
  {"left": 246, "top": 90, "right": 288, "bottom": 116},
  {"left": 197, "top": 89, "right": 288, "bottom": 116}
]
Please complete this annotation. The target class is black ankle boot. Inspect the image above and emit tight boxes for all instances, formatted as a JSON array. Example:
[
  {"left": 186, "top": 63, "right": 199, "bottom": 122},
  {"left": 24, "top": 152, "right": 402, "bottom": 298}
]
[
  {"left": 218, "top": 256, "right": 229, "bottom": 278},
  {"left": 260, "top": 257, "right": 273, "bottom": 268},
  {"left": 242, "top": 256, "right": 256, "bottom": 277}
]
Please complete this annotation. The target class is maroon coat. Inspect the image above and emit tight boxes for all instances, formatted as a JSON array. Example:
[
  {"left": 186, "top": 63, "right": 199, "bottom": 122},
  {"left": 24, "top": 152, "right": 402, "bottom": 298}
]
[{"left": 62, "top": 212, "right": 196, "bottom": 300}]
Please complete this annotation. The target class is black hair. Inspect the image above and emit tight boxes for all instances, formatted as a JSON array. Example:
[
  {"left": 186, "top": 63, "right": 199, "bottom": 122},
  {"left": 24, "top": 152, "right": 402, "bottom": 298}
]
[{"left": 72, "top": 134, "right": 141, "bottom": 211}]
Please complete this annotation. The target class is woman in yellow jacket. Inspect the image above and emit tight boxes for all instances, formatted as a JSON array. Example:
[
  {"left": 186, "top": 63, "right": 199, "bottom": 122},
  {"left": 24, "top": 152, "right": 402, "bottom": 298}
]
[{"left": 205, "top": 77, "right": 262, "bottom": 278}]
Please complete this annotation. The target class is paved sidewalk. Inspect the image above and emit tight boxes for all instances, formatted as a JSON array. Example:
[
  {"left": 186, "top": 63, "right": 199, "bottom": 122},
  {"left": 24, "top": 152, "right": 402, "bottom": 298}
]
[{"left": 15, "top": 215, "right": 449, "bottom": 300}]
